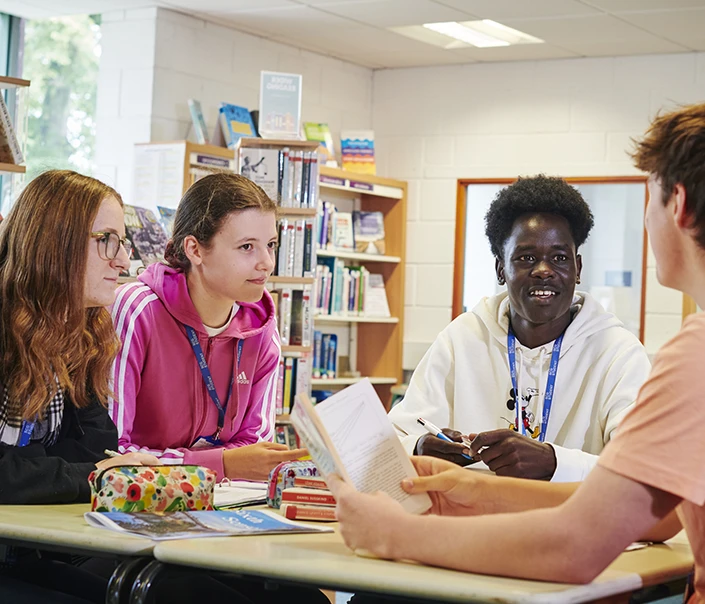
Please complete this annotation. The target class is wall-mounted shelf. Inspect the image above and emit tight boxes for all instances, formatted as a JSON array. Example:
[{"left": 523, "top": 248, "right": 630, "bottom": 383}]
[
  {"left": 316, "top": 249, "right": 401, "bottom": 263},
  {"left": 277, "top": 207, "right": 317, "bottom": 217},
  {"left": 312, "top": 376, "right": 398, "bottom": 387},
  {"left": 0, "top": 163, "right": 25, "bottom": 174},
  {"left": 319, "top": 166, "right": 404, "bottom": 200},
  {"left": 314, "top": 315, "right": 399, "bottom": 324},
  {"left": 268, "top": 276, "right": 315, "bottom": 285}
]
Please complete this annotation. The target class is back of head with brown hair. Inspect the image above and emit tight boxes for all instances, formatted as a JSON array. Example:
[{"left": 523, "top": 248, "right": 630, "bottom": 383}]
[
  {"left": 631, "top": 103, "right": 705, "bottom": 249},
  {"left": 164, "top": 172, "right": 277, "bottom": 271},
  {"left": 0, "top": 169, "right": 123, "bottom": 420}
]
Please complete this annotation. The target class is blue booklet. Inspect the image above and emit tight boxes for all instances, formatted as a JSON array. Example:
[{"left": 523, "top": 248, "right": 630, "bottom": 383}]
[
  {"left": 84, "top": 509, "right": 332, "bottom": 540},
  {"left": 218, "top": 103, "right": 257, "bottom": 149}
]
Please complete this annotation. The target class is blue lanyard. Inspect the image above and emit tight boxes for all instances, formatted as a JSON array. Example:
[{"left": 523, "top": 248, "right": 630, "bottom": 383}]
[
  {"left": 507, "top": 328, "right": 564, "bottom": 442},
  {"left": 184, "top": 325, "right": 243, "bottom": 441},
  {"left": 18, "top": 420, "right": 34, "bottom": 447}
]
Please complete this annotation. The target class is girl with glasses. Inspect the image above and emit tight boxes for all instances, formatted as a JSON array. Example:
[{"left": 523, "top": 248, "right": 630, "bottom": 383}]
[{"left": 0, "top": 170, "right": 158, "bottom": 602}]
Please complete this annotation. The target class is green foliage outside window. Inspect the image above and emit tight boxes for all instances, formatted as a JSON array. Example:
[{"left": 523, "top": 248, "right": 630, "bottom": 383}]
[{"left": 24, "top": 14, "right": 100, "bottom": 179}]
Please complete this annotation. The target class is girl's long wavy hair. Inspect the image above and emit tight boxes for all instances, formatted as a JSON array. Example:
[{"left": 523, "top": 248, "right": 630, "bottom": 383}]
[{"left": 0, "top": 170, "right": 123, "bottom": 419}]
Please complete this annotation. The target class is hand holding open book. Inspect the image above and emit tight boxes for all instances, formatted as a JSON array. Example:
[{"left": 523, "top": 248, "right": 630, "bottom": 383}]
[{"left": 290, "top": 379, "right": 431, "bottom": 516}]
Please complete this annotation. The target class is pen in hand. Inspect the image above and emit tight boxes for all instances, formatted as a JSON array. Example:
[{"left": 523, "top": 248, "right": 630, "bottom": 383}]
[
  {"left": 417, "top": 418, "right": 475, "bottom": 461},
  {"left": 103, "top": 449, "right": 120, "bottom": 458}
]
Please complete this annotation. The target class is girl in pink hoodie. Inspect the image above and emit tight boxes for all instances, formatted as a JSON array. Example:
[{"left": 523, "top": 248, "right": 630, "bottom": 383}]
[{"left": 109, "top": 173, "right": 305, "bottom": 480}]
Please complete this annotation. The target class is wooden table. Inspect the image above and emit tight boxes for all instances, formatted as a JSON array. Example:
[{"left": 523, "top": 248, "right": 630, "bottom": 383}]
[{"left": 153, "top": 528, "right": 694, "bottom": 603}]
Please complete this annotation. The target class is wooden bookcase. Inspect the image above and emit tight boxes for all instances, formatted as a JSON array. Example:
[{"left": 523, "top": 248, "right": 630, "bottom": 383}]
[
  {"left": 315, "top": 166, "right": 407, "bottom": 409},
  {"left": 0, "top": 76, "right": 30, "bottom": 214},
  {"left": 130, "top": 141, "right": 408, "bottom": 410}
]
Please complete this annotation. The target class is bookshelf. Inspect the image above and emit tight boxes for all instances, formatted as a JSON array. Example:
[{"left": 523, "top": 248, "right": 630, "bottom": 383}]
[
  {"left": 0, "top": 76, "right": 30, "bottom": 215},
  {"left": 131, "top": 140, "right": 407, "bottom": 411},
  {"left": 316, "top": 166, "right": 407, "bottom": 409}
]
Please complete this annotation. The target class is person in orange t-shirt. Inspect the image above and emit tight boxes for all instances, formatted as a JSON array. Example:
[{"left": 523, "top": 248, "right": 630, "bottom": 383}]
[{"left": 328, "top": 103, "right": 705, "bottom": 603}]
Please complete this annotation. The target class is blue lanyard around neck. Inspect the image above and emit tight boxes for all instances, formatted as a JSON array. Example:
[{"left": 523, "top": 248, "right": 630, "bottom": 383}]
[
  {"left": 507, "top": 327, "right": 564, "bottom": 442},
  {"left": 184, "top": 325, "right": 243, "bottom": 441}
]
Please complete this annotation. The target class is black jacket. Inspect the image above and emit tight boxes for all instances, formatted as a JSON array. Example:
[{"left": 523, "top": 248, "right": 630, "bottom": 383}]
[{"left": 0, "top": 396, "right": 117, "bottom": 504}]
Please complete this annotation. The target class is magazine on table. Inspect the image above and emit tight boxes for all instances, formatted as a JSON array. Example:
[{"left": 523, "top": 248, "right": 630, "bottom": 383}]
[{"left": 84, "top": 509, "right": 333, "bottom": 541}]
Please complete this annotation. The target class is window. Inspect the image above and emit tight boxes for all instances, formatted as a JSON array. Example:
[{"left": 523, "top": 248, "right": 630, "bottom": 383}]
[{"left": 23, "top": 14, "right": 101, "bottom": 180}]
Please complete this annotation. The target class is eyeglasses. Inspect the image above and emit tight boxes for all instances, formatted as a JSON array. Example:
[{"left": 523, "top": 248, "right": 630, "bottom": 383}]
[{"left": 90, "top": 231, "right": 133, "bottom": 260}]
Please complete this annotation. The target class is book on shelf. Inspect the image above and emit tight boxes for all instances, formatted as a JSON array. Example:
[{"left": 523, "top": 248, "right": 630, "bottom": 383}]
[
  {"left": 274, "top": 218, "right": 315, "bottom": 279},
  {"left": 331, "top": 211, "right": 354, "bottom": 250},
  {"left": 290, "top": 379, "right": 431, "bottom": 515},
  {"left": 312, "top": 332, "right": 337, "bottom": 379},
  {"left": 353, "top": 210, "right": 386, "bottom": 255},
  {"left": 259, "top": 71, "right": 302, "bottom": 140},
  {"left": 239, "top": 147, "right": 279, "bottom": 200},
  {"left": 340, "top": 130, "right": 375, "bottom": 175},
  {"left": 218, "top": 103, "right": 257, "bottom": 149},
  {"left": 157, "top": 206, "right": 176, "bottom": 238},
  {"left": 275, "top": 423, "right": 299, "bottom": 448},
  {"left": 239, "top": 146, "right": 319, "bottom": 210},
  {"left": 124, "top": 205, "right": 169, "bottom": 267},
  {"left": 311, "top": 389, "right": 335, "bottom": 404},
  {"left": 84, "top": 509, "right": 332, "bottom": 541},
  {"left": 280, "top": 503, "right": 336, "bottom": 522},
  {"left": 315, "top": 260, "right": 380, "bottom": 317},
  {"left": 187, "top": 99, "right": 210, "bottom": 145},
  {"left": 303, "top": 122, "right": 337, "bottom": 167},
  {"left": 0, "top": 94, "right": 23, "bottom": 164},
  {"left": 276, "top": 352, "right": 311, "bottom": 415}
]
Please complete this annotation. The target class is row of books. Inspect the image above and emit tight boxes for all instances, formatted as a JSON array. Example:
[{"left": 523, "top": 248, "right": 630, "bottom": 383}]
[
  {"left": 276, "top": 354, "right": 311, "bottom": 416},
  {"left": 274, "top": 218, "right": 315, "bottom": 278},
  {"left": 0, "top": 94, "right": 22, "bottom": 165},
  {"left": 274, "top": 424, "right": 299, "bottom": 450},
  {"left": 314, "top": 260, "right": 390, "bottom": 318},
  {"left": 317, "top": 203, "right": 386, "bottom": 255},
  {"left": 240, "top": 147, "right": 319, "bottom": 209},
  {"left": 312, "top": 332, "right": 338, "bottom": 379},
  {"left": 272, "top": 287, "right": 313, "bottom": 347}
]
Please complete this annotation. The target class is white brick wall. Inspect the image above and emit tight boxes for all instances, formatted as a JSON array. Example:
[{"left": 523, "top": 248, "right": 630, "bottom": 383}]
[
  {"left": 95, "top": 7, "right": 373, "bottom": 202},
  {"left": 374, "top": 53, "right": 705, "bottom": 365}
]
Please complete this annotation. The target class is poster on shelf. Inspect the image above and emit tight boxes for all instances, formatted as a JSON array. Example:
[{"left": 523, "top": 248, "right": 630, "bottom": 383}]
[{"left": 258, "top": 71, "right": 302, "bottom": 140}]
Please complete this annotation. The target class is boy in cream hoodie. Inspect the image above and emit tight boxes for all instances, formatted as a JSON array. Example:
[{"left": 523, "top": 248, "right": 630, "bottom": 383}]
[{"left": 390, "top": 176, "right": 650, "bottom": 482}]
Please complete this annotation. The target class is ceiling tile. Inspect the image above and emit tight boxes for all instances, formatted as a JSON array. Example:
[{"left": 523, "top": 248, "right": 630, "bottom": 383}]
[
  {"left": 502, "top": 14, "right": 689, "bottom": 47},
  {"left": 449, "top": 43, "right": 579, "bottom": 62},
  {"left": 314, "top": 0, "right": 475, "bottom": 28},
  {"left": 561, "top": 39, "right": 689, "bottom": 57},
  {"left": 351, "top": 48, "right": 473, "bottom": 68},
  {"left": 618, "top": 8, "right": 705, "bottom": 50},
  {"left": 431, "top": 0, "right": 602, "bottom": 20},
  {"left": 580, "top": 0, "right": 705, "bottom": 12},
  {"left": 161, "top": 0, "right": 297, "bottom": 11}
]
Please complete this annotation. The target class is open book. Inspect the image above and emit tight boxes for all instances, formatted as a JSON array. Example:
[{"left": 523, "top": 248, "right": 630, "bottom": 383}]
[
  {"left": 214, "top": 480, "right": 267, "bottom": 509},
  {"left": 291, "top": 379, "right": 431, "bottom": 515},
  {"left": 84, "top": 509, "right": 332, "bottom": 541}
]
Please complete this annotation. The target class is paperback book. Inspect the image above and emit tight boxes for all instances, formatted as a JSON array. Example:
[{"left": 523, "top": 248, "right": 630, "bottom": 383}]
[
  {"left": 290, "top": 379, "right": 431, "bottom": 515},
  {"left": 123, "top": 205, "right": 169, "bottom": 266}
]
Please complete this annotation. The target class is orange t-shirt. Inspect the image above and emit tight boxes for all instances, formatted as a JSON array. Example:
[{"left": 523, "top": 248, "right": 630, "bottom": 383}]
[{"left": 599, "top": 312, "right": 705, "bottom": 603}]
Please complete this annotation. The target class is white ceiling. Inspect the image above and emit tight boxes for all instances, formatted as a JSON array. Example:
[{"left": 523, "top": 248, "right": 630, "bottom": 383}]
[{"left": 5, "top": 0, "right": 705, "bottom": 68}]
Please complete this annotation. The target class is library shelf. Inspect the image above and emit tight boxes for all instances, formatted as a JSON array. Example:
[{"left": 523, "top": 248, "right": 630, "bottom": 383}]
[
  {"left": 316, "top": 249, "right": 401, "bottom": 264},
  {"left": 314, "top": 315, "right": 399, "bottom": 324},
  {"left": 311, "top": 376, "right": 398, "bottom": 387}
]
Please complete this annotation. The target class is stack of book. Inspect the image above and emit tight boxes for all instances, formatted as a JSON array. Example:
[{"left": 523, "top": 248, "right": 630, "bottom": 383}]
[
  {"left": 275, "top": 353, "right": 311, "bottom": 415},
  {"left": 274, "top": 423, "right": 299, "bottom": 449},
  {"left": 239, "top": 146, "right": 319, "bottom": 209},
  {"left": 274, "top": 218, "right": 316, "bottom": 278},
  {"left": 279, "top": 476, "right": 336, "bottom": 522}
]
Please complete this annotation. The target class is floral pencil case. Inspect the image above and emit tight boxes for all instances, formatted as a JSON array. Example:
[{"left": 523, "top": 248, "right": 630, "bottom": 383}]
[
  {"left": 89, "top": 465, "right": 217, "bottom": 513},
  {"left": 267, "top": 460, "right": 318, "bottom": 509}
]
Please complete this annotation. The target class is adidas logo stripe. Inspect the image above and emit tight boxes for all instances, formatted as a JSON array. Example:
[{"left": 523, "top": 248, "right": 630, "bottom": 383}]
[{"left": 237, "top": 371, "right": 249, "bottom": 385}]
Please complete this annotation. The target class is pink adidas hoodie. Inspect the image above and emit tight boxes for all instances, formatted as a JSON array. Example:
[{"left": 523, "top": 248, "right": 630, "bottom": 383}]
[{"left": 109, "top": 263, "right": 279, "bottom": 479}]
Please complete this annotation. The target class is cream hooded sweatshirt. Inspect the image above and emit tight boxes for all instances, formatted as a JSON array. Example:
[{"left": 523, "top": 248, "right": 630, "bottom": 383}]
[{"left": 389, "top": 291, "right": 651, "bottom": 482}]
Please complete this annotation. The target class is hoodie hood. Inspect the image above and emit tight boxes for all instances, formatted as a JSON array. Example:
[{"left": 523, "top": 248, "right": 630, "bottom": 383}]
[
  {"left": 472, "top": 290, "right": 625, "bottom": 356},
  {"left": 138, "top": 263, "right": 276, "bottom": 339}
]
